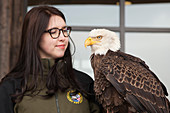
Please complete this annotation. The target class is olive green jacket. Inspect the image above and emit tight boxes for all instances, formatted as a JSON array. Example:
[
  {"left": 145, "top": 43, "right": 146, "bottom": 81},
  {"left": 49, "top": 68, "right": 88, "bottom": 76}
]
[
  {"left": 14, "top": 88, "right": 100, "bottom": 113},
  {"left": 10, "top": 59, "right": 100, "bottom": 113}
]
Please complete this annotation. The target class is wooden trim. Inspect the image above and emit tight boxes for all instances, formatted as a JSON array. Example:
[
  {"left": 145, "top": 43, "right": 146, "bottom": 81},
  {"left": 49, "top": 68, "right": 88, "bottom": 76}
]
[
  {"left": 125, "top": 27, "right": 170, "bottom": 33},
  {"left": 70, "top": 26, "right": 170, "bottom": 33},
  {"left": 27, "top": 0, "right": 170, "bottom": 6},
  {"left": 0, "top": 0, "right": 11, "bottom": 79},
  {"left": 71, "top": 26, "right": 120, "bottom": 32},
  {"left": 0, "top": 0, "right": 27, "bottom": 80}
]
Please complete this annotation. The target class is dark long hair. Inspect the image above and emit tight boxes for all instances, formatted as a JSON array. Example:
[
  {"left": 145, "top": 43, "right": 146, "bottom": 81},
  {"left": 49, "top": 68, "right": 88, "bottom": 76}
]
[{"left": 2, "top": 6, "right": 82, "bottom": 102}]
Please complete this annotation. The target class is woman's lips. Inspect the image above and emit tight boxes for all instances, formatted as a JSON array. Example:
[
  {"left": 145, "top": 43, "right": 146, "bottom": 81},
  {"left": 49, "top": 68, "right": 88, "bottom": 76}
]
[{"left": 56, "top": 44, "right": 65, "bottom": 49}]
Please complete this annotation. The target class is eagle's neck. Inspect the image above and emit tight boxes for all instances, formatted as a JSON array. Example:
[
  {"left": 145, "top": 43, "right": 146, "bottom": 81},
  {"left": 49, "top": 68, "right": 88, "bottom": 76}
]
[
  {"left": 92, "top": 48, "right": 119, "bottom": 56},
  {"left": 90, "top": 53, "right": 104, "bottom": 67},
  {"left": 91, "top": 47, "right": 109, "bottom": 55}
]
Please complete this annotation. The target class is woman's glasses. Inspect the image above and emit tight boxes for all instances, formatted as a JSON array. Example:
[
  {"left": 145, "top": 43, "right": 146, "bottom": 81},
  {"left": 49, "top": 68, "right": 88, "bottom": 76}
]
[{"left": 44, "top": 26, "right": 71, "bottom": 39}]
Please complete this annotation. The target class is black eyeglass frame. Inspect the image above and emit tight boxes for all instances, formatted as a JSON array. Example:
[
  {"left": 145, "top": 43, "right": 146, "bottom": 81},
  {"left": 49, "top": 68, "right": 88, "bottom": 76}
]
[{"left": 44, "top": 26, "right": 72, "bottom": 39}]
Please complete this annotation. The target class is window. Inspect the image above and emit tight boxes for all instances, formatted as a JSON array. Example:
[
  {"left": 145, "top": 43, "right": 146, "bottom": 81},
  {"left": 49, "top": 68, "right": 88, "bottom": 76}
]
[
  {"left": 126, "top": 3, "right": 170, "bottom": 27},
  {"left": 55, "top": 5, "right": 119, "bottom": 27},
  {"left": 125, "top": 33, "right": 170, "bottom": 91}
]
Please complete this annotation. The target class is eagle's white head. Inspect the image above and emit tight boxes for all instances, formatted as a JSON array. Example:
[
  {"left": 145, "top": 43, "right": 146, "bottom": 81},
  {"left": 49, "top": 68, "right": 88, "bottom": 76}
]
[{"left": 84, "top": 29, "right": 121, "bottom": 55}]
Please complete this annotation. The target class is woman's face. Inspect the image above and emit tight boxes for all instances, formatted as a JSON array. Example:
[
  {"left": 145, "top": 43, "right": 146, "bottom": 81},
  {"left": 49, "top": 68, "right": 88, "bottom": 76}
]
[{"left": 39, "top": 15, "right": 69, "bottom": 59}]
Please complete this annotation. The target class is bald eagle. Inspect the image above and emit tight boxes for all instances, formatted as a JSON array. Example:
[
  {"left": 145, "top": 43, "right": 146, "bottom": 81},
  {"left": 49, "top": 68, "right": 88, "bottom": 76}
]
[{"left": 84, "top": 29, "right": 170, "bottom": 113}]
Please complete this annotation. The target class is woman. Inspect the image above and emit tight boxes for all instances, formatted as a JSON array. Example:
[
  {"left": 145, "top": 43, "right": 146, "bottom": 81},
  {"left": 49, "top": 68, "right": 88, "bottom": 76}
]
[{"left": 0, "top": 6, "right": 100, "bottom": 113}]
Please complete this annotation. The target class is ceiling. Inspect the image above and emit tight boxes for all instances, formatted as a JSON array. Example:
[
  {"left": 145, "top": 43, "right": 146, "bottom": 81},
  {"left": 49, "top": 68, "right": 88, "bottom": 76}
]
[{"left": 28, "top": 0, "right": 170, "bottom": 6}]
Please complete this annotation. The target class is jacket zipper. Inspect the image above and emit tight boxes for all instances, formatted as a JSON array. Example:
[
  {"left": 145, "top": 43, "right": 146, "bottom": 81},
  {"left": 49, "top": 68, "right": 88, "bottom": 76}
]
[
  {"left": 56, "top": 93, "right": 60, "bottom": 113},
  {"left": 48, "top": 60, "right": 60, "bottom": 113}
]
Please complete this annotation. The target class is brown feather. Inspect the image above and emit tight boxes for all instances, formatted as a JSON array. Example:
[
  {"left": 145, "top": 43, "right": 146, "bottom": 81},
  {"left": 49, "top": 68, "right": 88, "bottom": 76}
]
[{"left": 91, "top": 50, "right": 169, "bottom": 113}]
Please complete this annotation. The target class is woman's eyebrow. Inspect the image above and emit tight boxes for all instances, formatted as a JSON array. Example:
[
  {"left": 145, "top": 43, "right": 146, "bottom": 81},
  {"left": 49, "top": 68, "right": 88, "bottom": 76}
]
[{"left": 50, "top": 26, "right": 67, "bottom": 29}]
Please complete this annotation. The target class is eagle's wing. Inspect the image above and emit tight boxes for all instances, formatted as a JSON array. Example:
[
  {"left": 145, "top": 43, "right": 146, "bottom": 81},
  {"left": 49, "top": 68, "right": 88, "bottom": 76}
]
[{"left": 99, "top": 52, "right": 169, "bottom": 113}]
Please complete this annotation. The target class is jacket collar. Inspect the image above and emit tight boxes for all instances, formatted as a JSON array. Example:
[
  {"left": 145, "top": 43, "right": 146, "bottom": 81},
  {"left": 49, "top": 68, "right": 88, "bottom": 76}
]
[{"left": 41, "top": 59, "right": 55, "bottom": 75}]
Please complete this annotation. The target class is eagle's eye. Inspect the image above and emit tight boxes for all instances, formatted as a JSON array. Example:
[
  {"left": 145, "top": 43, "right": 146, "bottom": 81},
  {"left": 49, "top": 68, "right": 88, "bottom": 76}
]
[{"left": 96, "top": 36, "right": 103, "bottom": 40}]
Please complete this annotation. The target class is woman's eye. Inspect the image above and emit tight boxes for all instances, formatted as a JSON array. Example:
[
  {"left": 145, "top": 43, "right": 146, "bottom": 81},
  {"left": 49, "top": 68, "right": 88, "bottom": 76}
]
[
  {"left": 51, "top": 32, "right": 56, "bottom": 34},
  {"left": 50, "top": 29, "right": 57, "bottom": 34}
]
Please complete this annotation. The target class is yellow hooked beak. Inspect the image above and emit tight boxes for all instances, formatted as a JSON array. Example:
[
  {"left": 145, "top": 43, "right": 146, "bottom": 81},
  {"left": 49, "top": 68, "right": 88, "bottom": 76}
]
[{"left": 84, "top": 37, "right": 100, "bottom": 48}]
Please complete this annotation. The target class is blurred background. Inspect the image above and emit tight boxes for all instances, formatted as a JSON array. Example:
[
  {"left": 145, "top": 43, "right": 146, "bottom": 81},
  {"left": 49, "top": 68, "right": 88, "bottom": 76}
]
[{"left": 0, "top": 0, "right": 170, "bottom": 99}]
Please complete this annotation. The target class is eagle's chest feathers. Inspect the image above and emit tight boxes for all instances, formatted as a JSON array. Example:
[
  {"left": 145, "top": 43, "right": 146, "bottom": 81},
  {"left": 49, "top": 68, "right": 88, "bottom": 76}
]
[
  {"left": 92, "top": 52, "right": 129, "bottom": 112},
  {"left": 92, "top": 54, "right": 109, "bottom": 92}
]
